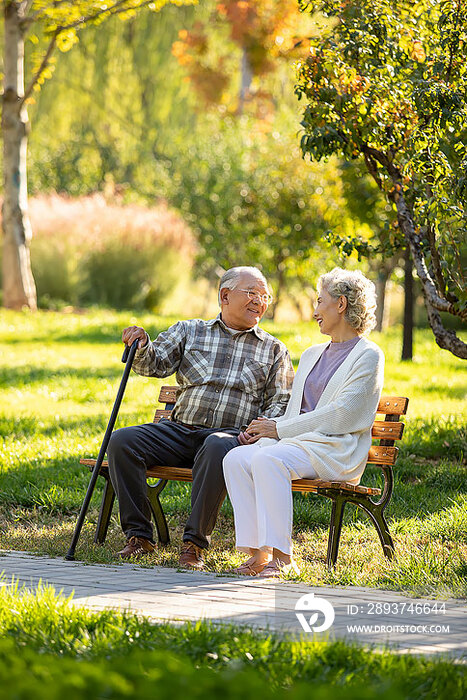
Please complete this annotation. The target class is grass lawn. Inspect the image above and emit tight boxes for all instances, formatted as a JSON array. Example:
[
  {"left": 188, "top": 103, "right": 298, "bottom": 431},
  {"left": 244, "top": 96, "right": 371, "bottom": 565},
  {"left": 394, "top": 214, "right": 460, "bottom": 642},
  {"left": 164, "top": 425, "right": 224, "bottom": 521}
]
[
  {"left": 0, "top": 309, "right": 466, "bottom": 597},
  {"left": 0, "top": 582, "right": 465, "bottom": 700}
]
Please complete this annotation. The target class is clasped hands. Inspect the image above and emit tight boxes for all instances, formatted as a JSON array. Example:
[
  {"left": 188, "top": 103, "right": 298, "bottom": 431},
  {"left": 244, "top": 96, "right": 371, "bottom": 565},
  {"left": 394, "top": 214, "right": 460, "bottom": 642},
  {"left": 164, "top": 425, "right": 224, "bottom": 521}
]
[{"left": 238, "top": 417, "right": 278, "bottom": 445}]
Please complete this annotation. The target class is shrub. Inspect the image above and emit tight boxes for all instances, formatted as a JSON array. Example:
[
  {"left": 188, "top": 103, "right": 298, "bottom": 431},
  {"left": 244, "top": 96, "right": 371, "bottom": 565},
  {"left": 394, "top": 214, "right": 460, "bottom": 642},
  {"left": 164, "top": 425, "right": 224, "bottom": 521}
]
[
  {"left": 0, "top": 584, "right": 464, "bottom": 700},
  {"left": 77, "top": 238, "right": 182, "bottom": 310},
  {"left": 0, "top": 635, "right": 410, "bottom": 700},
  {"left": 0, "top": 193, "right": 195, "bottom": 310}
]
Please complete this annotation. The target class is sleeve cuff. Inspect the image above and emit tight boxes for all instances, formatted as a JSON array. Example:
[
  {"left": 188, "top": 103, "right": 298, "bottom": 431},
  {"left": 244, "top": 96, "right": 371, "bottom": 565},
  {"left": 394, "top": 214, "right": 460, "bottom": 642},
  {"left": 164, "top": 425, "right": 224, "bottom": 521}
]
[{"left": 135, "top": 332, "right": 151, "bottom": 355}]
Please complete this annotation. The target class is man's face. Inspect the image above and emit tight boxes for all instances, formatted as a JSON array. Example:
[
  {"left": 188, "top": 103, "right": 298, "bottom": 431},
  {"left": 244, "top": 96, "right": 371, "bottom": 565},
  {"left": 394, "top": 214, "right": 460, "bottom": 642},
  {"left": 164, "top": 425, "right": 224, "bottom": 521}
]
[{"left": 220, "top": 272, "right": 270, "bottom": 330}]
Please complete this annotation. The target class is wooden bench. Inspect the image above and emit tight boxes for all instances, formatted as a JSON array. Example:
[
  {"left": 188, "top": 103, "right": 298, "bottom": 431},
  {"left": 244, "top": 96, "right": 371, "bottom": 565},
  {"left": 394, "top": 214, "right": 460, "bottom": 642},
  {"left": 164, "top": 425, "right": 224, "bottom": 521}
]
[{"left": 81, "top": 386, "right": 408, "bottom": 568}]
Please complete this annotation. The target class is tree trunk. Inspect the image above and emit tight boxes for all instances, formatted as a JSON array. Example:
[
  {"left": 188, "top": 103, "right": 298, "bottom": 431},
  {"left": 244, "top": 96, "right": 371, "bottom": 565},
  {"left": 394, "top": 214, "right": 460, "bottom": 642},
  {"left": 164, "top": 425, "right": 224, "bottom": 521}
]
[
  {"left": 268, "top": 264, "right": 286, "bottom": 321},
  {"left": 401, "top": 247, "right": 413, "bottom": 361},
  {"left": 291, "top": 296, "right": 305, "bottom": 321},
  {"left": 2, "top": 2, "right": 37, "bottom": 310},
  {"left": 392, "top": 186, "right": 466, "bottom": 359},
  {"left": 371, "top": 260, "right": 393, "bottom": 332},
  {"left": 374, "top": 273, "right": 387, "bottom": 333},
  {"left": 238, "top": 46, "right": 252, "bottom": 115}
]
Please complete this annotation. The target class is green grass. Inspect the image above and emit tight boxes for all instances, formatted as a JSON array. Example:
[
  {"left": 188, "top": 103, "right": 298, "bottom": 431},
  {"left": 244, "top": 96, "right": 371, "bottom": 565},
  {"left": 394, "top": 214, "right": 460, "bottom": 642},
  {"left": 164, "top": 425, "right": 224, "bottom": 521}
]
[
  {"left": 0, "top": 582, "right": 465, "bottom": 700},
  {"left": 1, "top": 309, "right": 466, "bottom": 597}
]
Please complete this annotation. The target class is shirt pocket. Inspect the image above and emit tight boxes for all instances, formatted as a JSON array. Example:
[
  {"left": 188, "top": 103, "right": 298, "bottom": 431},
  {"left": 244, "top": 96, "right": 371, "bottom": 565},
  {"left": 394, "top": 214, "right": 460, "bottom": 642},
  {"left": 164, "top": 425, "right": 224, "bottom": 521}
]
[
  {"left": 178, "top": 345, "right": 213, "bottom": 384},
  {"left": 239, "top": 358, "right": 267, "bottom": 398}
]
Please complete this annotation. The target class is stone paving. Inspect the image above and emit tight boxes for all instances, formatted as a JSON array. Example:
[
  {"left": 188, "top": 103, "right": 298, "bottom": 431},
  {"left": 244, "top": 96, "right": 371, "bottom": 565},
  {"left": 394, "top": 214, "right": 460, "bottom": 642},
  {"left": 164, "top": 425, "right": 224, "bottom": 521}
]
[{"left": 1, "top": 550, "right": 465, "bottom": 660}]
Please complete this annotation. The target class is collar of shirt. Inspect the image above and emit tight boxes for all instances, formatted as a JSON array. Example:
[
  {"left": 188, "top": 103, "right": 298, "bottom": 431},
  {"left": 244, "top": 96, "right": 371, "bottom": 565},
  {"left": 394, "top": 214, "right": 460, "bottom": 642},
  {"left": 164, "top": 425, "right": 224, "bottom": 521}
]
[{"left": 207, "top": 314, "right": 265, "bottom": 341}]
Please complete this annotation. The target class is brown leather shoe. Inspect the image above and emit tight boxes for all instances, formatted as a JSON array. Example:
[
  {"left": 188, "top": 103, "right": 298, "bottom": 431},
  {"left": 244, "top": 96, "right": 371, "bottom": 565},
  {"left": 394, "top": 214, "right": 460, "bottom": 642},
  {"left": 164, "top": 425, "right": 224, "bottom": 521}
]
[
  {"left": 117, "top": 536, "right": 156, "bottom": 559},
  {"left": 179, "top": 541, "right": 204, "bottom": 569}
]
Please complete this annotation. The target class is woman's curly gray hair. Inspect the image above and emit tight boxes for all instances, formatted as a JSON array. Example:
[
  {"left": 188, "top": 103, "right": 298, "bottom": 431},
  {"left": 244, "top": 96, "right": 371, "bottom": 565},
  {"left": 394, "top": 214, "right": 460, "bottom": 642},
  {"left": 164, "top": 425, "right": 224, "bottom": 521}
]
[{"left": 318, "top": 268, "right": 377, "bottom": 335}]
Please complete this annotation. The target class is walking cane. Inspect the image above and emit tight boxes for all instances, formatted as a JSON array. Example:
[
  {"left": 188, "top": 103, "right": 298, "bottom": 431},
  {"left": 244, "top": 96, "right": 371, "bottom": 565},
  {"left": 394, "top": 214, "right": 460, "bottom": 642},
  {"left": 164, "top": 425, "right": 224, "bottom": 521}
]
[{"left": 65, "top": 339, "right": 139, "bottom": 561}]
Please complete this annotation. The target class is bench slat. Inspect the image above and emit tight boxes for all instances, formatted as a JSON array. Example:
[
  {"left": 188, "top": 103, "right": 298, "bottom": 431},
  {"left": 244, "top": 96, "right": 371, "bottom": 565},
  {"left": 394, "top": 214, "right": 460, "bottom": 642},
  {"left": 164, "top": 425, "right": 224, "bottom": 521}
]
[
  {"left": 376, "top": 396, "right": 409, "bottom": 415},
  {"left": 367, "top": 445, "right": 398, "bottom": 465},
  {"left": 79, "top": 459, "right": 381, "bottom": 495},
  {"left": 80, "top": 445, "right": 398, "bottom": 475},
  {"left": 158, "top": 386, "right": 178, "bottom": 404},
  {"left": 371, "top": 421, "right": 404, "bottom": 440},
  {"left": 153, "top": 409, "right": 173, "bottom": 421}
]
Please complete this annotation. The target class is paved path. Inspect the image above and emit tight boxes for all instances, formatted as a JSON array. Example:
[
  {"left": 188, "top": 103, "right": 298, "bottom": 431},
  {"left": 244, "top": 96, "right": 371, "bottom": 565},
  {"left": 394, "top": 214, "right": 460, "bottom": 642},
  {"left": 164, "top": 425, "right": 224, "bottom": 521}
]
[{"left": 1, "top": 550, "right": 465, "bottom": 660}]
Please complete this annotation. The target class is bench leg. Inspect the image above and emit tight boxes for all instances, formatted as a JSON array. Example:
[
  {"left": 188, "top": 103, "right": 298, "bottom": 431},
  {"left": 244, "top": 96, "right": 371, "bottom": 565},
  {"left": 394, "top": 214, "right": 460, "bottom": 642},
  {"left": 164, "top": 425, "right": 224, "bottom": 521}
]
[
  {"left": 147, "top": 479, "right": 170, "bottom": 546},
  {"left": 326, "top": 496, "right": 346, "bottom": 569},
  {"left": 94, "top": 476, "right": 115, "bottom": 544},
  {"left": 358, "top": 502, "right": 395, "bottom": 560}
]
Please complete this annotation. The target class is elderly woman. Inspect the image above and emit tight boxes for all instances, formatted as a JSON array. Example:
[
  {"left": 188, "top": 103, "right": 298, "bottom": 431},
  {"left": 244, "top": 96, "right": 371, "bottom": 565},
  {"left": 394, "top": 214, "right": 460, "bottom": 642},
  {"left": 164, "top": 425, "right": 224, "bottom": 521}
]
[{"left": 223, "top": 268, "right": 384, "bottom": 578}]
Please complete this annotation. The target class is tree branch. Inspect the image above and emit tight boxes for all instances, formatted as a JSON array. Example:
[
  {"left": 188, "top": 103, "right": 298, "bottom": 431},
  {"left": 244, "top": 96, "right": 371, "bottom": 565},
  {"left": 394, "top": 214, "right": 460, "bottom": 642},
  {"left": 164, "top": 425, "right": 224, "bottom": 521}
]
[
  {"left": 390, "top": 184, "right": 466, "bottom": 320},
  {"left": 21, "top": 1, "right": 72, "bottom": 27},
  {"left": 19, "top": 0, "right": 160, "bottom": 106},
  {"left": 19, "top": 0, "right": 34, "bottom": 17},
  {"left": 426, "top": 222, "right": 446, "bottom": 293},
  {"left": 424, "top": 297, "right": 467, "bottom": 360},
  {"left": 20, "top": 31, "right": 58, "bottom": 108},
  {"left": 57, "top": 0, "right": 158, "bottom": 33},
  {"left": 363, "top": 148, "right": 383, "bottom": 190}
]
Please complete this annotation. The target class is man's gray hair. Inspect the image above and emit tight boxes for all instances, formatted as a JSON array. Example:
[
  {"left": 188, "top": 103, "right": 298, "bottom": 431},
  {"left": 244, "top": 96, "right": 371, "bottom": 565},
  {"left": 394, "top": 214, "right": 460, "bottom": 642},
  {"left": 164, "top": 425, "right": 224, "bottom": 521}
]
[{"left": 218, "top": 266, "right": 268, "bottom": 305}]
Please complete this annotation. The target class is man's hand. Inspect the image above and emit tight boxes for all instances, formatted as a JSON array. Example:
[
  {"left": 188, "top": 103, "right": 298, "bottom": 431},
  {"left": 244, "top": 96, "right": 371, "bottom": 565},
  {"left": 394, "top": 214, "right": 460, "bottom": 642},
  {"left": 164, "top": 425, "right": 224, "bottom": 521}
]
[
  {"left": 245, "top": 417, "right": 278, "bottom": 440},
  {"left": 122, "top": 326, "right": 148, "bottom": 350},
  {"left": 237, "top": 430, "right": 257, "bottom": 445}
]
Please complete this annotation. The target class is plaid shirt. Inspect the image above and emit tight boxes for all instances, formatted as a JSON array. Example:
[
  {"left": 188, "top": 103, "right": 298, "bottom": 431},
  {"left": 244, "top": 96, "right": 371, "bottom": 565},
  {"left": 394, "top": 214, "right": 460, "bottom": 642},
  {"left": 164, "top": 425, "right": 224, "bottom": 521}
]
[{"left": 132, "top": 316, "right": 294, "bottom": 429}]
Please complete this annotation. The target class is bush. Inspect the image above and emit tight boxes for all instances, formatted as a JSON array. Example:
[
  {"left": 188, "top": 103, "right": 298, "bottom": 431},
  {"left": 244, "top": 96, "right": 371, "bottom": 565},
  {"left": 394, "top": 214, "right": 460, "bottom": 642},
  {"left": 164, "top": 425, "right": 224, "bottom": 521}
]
[
  {"left": 30, "top": 233, "right": 79, "bottom": 308},
  {"left": 0, "top": 584, "right": 464, "bottom": 700},
  {"left": 0, "top": 635, "right": 411, "bottom": 700},
  {"left": 1, "top": 193, "right": 195, "bottom": 311},
  {"left": 78, "top": 238, "right": 182, "bottom": 310}
]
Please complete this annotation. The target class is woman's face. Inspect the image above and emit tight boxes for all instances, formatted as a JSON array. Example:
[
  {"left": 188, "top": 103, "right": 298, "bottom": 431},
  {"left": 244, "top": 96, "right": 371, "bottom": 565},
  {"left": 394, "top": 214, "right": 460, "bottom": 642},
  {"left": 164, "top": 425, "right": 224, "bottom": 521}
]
[{"left": 313, "top": 287, "right": 345, "bottom": 336}]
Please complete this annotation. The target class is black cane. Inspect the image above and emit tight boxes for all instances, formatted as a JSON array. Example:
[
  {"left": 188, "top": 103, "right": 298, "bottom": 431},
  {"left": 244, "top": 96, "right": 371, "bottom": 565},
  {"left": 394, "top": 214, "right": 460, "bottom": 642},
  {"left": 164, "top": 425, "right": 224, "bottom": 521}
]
[{"left": 65, "top": 339, "right": 139, "bottom": 561}]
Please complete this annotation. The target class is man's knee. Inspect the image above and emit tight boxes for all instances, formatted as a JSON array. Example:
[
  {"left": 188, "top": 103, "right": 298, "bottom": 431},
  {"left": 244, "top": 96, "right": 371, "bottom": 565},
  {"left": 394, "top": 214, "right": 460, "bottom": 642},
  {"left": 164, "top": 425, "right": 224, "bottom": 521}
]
[
  {"left": 202, "top": 433, "right": 237, "bottom": 458},
  {"left": 107, "top": 426, "right": 138, "bottom": 460},
  {"left": 194, "top": 433, "right": 238, "bottom": 473}
]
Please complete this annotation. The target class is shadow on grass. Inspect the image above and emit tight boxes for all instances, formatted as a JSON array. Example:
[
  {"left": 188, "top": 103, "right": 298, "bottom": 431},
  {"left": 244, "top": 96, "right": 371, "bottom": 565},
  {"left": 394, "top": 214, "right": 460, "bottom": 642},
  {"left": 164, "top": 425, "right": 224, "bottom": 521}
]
[
  {"left": 0, "top": 365, "right": 129, "bottom": 389},
  {"left": 0, "top": 455, "right": 105, "bottom": 514},
  {"left": 54, "top": 321, "right": 171, "bottom": 345},
  {"left": 2, "top": 318, "right": 172, "bottom": 346},
  {"left": 0, "top": 414, "right": 108, "bottom": 439},
  {"left": 414, "top": 383, "right": 467, "bottom": 400}
]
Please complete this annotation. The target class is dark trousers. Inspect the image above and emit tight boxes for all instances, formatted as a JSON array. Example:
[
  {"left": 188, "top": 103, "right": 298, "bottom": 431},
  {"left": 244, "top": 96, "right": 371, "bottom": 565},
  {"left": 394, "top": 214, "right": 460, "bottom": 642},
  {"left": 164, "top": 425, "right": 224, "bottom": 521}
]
[{"left": 107, "top": 419, "right": 240, "bottom": 548}]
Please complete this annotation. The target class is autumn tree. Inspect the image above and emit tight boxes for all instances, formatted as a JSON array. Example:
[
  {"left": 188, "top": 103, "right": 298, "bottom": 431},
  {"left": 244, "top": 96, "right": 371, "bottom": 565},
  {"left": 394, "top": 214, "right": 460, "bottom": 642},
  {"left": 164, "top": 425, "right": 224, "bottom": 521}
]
[
  {"left": 172, "top": 0, "right": 316, "bottom": 113},
  {"left": 296, "top": 0, "right": 467, "bottom": 359},
  {"left": 1, "top": 0, "right": 193, "bottom": 310}
]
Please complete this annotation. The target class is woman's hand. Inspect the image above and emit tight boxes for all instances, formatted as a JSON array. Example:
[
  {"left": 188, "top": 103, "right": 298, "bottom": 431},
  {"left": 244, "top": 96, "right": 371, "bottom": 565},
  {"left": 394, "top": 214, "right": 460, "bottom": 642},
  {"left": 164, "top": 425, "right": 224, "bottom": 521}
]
[{"left": 245, "top": 417, "right": 278, "bottom": 441}]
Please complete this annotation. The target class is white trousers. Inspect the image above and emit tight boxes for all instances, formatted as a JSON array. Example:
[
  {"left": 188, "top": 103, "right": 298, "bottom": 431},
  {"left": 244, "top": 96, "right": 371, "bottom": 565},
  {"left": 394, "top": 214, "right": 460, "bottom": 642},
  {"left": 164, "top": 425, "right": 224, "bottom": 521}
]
[{"left": 223, "top": 442, "right": 318, "bottom": 556}]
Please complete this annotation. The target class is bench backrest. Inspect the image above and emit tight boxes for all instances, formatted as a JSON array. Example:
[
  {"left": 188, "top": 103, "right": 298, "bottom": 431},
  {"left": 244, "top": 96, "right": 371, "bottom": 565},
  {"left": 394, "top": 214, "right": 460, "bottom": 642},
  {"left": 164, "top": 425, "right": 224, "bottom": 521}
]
[{"left": 153, "top": 386, "right": 408, "bottom": 468}]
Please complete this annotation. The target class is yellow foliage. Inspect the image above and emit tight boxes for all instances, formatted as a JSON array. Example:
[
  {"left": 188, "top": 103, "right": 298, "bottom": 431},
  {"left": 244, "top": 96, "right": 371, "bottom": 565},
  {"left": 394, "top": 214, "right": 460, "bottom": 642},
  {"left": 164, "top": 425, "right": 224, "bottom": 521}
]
[{"left": 411, "top": 41, "right": 426, "bottom": 62}]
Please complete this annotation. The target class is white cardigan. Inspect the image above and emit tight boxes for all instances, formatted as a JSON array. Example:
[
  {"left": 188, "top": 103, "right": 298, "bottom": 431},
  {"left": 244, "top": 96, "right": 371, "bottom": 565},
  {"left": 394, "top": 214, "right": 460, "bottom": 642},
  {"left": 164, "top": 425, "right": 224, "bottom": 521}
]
[{"left": 260, "top": 336, "right": 385, "bottom": 484}]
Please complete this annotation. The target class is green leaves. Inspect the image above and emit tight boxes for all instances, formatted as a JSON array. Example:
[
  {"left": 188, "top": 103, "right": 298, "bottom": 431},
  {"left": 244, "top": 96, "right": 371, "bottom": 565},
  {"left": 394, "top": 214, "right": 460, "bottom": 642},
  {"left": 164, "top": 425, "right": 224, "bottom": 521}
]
[{"left": 295, "top": 0, "right": 467, "bottom": 353}]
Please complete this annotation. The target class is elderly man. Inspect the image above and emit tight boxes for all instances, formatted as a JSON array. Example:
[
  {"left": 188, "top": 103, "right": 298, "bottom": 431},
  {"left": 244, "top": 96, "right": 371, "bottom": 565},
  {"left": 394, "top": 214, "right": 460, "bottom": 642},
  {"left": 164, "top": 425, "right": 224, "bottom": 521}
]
[{"left": 107, "top": 266, "right": 294, "bottom": 569}]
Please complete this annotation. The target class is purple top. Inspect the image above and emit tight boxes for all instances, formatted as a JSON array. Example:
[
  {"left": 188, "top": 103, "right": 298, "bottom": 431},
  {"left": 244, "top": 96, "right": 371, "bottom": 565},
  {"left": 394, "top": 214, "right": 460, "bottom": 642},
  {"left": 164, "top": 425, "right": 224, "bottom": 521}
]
[{"left": 300, "top": 336, "right": 361, "bottom": 413}]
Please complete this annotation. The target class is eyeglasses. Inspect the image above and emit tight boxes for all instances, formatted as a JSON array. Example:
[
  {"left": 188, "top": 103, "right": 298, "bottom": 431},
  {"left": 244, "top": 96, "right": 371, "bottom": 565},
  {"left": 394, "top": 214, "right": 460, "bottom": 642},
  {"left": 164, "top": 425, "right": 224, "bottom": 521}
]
[{"left": 238, "top": 289, "right": 273, "bottom": 305}]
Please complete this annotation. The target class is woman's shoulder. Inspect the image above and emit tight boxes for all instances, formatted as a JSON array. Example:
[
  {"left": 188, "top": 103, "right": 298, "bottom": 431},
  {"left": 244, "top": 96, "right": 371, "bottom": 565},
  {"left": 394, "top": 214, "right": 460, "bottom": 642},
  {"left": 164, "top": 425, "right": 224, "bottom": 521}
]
[{"left": 358, "top": 336, "right": 385, "bottom": 361}]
